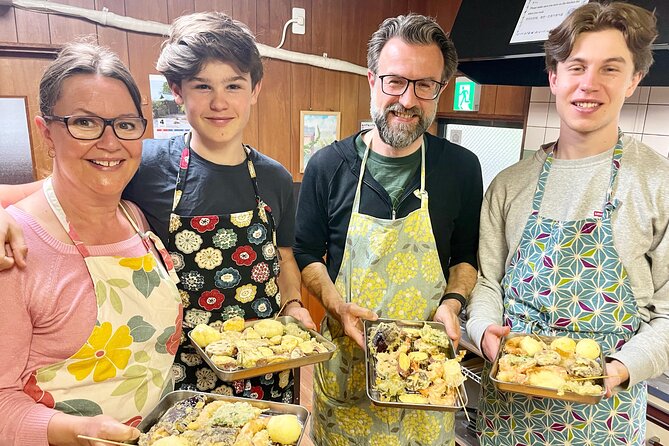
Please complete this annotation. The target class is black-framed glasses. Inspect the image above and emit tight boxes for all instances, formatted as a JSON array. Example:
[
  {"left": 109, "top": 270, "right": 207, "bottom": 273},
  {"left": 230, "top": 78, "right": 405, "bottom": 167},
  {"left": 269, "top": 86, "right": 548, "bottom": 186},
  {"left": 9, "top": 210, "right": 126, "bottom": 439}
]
[
  {"left": 377, "top": 74, "right": 445, "bottom": 100},
  {"left": 43, "top": 115, "right": 147, "bottom": 141}
]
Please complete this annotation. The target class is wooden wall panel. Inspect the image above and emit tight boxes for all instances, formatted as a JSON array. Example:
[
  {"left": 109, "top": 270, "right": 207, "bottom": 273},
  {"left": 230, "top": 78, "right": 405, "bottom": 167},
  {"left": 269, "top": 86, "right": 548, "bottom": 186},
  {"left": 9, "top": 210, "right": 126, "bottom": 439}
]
[
  {"left": 0, "top": 7, "right": 18, "bottom": 42},
  {"left": 125, "top": 1, "right": 169, "bottom": 141},
  {"left": 95, "top": 0, "right": 129, "bottom": 66},
  {"left": 309, "top": 0, "right": 341, "bottom": 112},
  {"left": 353, "top": 0, "right": 385, "bottom": 125},
  {"left": 477, "top": 85, "right": 498, "bottom": 115},
  {"left": 167, "top": 0, "right": 195, "bottom": 22},
  {"left": 48, "top": 0, "right": 97, "bottom": 45},
  {"left": 234, "top": 0, "right": 259, "bottom": 147},
  {"left": 232, "top": 0, "right": 257, "bottom": 33},
  {"left": 494, "top": 85, "right": 530, "bottom": 118},
  {"left": 0, "top": 57, "right": 55, "bottom": 179},
  {"left": 384, "top": 0, "right": 410, "bottom": 19},
  {"left": 194, "top": 0, "right": 233, "bottom": 14},
  {"left": 289, "top": 0, "right": 312, "bottom": 179},
  {"left": 422, "top": 0, "right": 461, "bottom": 31},
  {"left": 256, "top": 0, "right": 291, "bottom": 169},
  {"left": 339, "top": 1, "right": 365, "bottom": 139},
  {"left": 408, "top": 0, "right": 430, "bottom": 14},
  {"left": 14, "top": 8, "right": 50, "bottom": 44}
]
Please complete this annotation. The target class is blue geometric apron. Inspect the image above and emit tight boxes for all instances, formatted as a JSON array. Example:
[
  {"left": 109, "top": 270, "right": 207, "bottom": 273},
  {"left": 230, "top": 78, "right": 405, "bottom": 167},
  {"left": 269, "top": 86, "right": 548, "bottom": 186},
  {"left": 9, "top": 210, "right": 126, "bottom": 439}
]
[{"left": 477, "top": 137, "right": 647, "bottom": 445}]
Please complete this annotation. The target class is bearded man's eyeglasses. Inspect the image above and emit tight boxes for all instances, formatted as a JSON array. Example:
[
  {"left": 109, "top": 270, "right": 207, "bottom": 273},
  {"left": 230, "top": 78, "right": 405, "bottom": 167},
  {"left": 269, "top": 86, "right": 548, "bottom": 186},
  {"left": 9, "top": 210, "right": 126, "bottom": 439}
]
[{"left": 377, "top": 74, "right": 445, "bottom": 100}]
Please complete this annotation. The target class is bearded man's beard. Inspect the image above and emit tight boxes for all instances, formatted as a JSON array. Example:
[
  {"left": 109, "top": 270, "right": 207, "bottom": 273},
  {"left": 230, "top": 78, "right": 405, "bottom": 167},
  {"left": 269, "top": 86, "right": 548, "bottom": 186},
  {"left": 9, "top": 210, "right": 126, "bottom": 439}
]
[{"left": 370, "top": 99, "right": 435, "bottom": 149}]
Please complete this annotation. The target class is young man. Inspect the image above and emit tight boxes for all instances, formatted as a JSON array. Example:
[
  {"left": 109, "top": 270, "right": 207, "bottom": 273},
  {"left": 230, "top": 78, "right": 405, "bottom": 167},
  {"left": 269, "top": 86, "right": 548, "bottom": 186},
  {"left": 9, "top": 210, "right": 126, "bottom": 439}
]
[
  {"left": 124, "top": 11, "right": 314, "bottom": 401},
  {"left": 467, "top": 3, "right": 669, "bottom": 445},
  {"left": 293, "top": 14, "right": 483, "bottom": 446}
]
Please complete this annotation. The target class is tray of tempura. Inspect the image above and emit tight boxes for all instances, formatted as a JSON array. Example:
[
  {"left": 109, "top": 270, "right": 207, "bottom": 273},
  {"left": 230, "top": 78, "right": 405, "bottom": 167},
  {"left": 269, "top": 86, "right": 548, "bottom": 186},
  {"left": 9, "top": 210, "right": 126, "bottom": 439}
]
[
  {"left": 189, "top": 316, "right": 336, "bottom": 381},
  {"left": 137, "top": 390, "right": 309, "bottom": 446},
  {"left": 364, "top": 318, "right": 468, "bottom": 411},
  {"left": 490, "top": 332, "right": 607, "bottom": 404}
]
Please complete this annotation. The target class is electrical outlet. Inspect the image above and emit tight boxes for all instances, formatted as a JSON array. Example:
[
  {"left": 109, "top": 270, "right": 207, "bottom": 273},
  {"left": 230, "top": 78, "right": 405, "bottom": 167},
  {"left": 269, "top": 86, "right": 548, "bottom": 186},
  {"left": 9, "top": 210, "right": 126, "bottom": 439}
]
[
  {"left": 450, "top": 129, "right": 462, "bottom": 145},
  {"left": 292, "top": 7, "right": 305, "bottom": 35}
]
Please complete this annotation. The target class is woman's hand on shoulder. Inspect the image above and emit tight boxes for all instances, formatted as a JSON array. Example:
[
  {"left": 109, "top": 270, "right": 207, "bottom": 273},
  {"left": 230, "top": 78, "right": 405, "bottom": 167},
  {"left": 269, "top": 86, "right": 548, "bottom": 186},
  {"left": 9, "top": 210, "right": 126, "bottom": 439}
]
[{"left": 0, "top": 206, "right": 27, "bottom": 271}]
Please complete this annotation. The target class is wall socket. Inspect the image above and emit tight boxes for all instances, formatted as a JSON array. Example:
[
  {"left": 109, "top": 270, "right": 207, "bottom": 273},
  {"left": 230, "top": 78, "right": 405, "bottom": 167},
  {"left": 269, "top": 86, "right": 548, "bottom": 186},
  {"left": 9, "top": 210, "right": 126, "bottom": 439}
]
[{"left": 292, "top": 7, "right": 305, "bottom": 35}]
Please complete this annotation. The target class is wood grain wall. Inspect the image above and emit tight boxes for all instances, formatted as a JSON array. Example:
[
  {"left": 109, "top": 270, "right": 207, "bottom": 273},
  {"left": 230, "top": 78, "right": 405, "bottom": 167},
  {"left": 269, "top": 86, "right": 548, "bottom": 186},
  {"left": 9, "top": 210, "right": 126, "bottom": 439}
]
[{"left": 0, "top": 0, "right": 462, "bottom": 181}]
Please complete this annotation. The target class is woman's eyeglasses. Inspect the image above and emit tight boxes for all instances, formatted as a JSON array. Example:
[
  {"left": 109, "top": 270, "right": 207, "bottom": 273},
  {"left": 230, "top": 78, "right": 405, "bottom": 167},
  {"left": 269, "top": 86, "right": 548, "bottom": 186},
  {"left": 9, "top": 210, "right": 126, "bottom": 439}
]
[{"left": 43, "top": 115, "right": 147, "bottom": 140}]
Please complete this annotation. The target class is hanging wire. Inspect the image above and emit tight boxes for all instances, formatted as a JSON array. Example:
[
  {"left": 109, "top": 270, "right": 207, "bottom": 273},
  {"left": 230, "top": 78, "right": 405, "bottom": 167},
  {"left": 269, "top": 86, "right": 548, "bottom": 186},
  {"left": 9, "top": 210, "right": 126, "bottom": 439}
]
[{"left": 276, "top": 18, "right": 299, "bottom": 49}]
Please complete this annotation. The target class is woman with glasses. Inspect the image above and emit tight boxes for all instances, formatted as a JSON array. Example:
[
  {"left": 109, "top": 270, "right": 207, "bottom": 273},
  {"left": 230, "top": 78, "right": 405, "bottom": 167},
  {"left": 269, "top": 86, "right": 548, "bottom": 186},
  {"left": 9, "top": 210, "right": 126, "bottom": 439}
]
[{"left": 0, "top": 41, "right": 182, "bottom": 446}]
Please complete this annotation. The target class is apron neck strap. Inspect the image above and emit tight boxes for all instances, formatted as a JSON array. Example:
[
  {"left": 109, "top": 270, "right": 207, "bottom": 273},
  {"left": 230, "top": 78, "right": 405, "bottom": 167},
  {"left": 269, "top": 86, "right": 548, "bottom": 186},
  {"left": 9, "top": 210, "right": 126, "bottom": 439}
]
[
  {"left": 532, "top": 131, "right": 625, "bottom": 215},
  {"left": 42, "top": 177, "right": 142, "bottom": 258},
  {"left": 352, "top": 136, "right": 426, "bottom": 213},
  {"left": 173, "top": 133, "right": 260, "bottom": 211}
]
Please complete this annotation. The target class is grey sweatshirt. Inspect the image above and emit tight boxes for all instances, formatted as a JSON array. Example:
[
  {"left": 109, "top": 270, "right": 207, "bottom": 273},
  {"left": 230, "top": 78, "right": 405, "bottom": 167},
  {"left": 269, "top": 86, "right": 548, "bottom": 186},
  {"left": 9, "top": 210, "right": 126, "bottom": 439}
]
[{"left": 467, "top": 134, "right": 669, "bottom": 387}]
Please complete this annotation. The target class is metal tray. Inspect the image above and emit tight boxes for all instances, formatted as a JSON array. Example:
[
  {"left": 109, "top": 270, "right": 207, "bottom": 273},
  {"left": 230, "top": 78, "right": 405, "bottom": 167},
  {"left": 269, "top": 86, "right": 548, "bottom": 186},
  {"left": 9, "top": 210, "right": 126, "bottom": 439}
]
[
  {"left": 138, "top": 390, "right": 310, "bottom": 444},
  {"left": 490, "top": 332, "right": 607, "bottom": 404},
  {"left": 189, "top": 316, "right": 336, "bottom": 381},
  {"left": 363, "top": 318, "right": 468, "bottom": 412}
]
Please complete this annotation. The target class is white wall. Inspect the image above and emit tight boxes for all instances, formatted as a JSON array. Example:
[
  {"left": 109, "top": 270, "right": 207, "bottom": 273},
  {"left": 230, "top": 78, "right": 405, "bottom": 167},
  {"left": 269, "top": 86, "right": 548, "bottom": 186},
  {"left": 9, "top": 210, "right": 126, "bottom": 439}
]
[{"left": 524, "top": 86, "right": 669, "bottom": 158}]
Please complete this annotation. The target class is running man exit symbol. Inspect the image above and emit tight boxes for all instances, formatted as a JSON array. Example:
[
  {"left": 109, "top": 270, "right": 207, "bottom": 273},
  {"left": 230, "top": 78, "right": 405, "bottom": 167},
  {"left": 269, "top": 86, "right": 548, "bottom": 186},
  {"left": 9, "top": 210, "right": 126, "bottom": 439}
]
[{"left": 453, "top": 77, "right": 479, "bottom": 111}]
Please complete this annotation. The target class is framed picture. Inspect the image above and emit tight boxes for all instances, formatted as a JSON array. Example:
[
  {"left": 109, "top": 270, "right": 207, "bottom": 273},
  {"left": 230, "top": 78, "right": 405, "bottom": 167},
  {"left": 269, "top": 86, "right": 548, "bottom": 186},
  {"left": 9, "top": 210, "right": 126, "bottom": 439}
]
[
  {"left": 0, "top": 97, "right": 34, "bottom": 184},
  {"left": 300, "top": 111, "right": 341, "bottom": 173}
]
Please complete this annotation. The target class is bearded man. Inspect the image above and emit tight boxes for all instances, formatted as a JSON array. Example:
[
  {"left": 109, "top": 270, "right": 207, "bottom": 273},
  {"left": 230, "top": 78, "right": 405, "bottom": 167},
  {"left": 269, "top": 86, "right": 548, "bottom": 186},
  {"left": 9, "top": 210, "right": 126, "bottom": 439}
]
[{"left": 293, "top": 13, "right": 483, "bottom": 446}]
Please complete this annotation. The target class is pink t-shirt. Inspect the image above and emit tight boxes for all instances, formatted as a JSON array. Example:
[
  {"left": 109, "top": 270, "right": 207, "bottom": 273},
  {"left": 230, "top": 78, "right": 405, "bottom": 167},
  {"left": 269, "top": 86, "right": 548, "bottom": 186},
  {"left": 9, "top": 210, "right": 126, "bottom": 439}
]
[{"left": 0, "top": 203, "right": 151, "bottom": 445}]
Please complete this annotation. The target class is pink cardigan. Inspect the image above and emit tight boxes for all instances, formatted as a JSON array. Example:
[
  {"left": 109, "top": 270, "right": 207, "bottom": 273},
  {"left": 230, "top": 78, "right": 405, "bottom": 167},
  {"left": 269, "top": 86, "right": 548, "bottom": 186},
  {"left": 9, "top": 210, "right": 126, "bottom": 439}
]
[{"left": 0, "top": 204, "right": 151, "bottom": 445}]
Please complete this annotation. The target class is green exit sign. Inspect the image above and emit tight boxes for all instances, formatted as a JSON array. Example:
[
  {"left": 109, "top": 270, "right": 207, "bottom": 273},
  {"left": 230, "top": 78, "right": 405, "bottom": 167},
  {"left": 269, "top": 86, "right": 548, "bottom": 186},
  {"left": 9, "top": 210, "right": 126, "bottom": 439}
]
[{"left": 453, "top": 76, "right": 480, "bottom": 111}]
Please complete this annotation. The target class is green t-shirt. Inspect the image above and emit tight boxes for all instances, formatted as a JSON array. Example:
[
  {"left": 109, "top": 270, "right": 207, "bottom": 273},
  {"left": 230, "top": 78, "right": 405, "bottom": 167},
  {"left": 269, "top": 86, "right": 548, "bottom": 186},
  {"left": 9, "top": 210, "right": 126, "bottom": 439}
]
[{"left": 355, "top": 132, "right": 422, "bottom": 208}]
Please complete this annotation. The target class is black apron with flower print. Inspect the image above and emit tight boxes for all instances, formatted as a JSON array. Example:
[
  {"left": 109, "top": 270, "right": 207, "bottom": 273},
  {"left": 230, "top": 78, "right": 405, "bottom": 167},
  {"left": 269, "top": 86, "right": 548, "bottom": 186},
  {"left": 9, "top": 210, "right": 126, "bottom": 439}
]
[{"left": 167, "top": 137, "right": 294, "bottom": 403}]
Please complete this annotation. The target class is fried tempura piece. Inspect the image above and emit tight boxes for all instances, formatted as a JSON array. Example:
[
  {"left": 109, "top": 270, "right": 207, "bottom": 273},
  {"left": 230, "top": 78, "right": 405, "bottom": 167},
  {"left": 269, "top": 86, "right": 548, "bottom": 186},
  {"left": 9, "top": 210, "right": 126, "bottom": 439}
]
[{"left": 498, "top": 354, "right": 537, "bottom": 373}]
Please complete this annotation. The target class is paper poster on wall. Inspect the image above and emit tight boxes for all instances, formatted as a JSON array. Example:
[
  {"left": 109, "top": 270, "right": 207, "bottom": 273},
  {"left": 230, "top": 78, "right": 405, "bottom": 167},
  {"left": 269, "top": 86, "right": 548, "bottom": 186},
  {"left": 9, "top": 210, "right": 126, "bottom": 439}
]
[
  {"left": 359, "top": 120, "right": 374, "bottom": 131},
  {"left": 510, "top": 0, "right": 589, "bottom": 44},
  {"left": 0, "top": 97, "right": 34, "bottom": 184},
  {"left": 149, "top": 74, "right": 191, "bottom": 139}
]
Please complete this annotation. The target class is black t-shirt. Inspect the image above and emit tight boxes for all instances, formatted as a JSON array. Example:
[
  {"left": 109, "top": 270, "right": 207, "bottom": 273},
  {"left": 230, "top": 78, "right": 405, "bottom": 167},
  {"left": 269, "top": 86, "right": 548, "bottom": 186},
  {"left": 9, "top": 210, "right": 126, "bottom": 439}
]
[{"left": 123, "top": 135, "right": 296, "bottom": 247}]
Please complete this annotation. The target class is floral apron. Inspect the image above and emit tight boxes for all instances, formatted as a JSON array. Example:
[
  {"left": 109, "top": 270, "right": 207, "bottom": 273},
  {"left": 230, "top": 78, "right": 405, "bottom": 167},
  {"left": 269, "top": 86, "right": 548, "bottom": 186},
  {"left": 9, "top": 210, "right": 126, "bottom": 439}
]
[
  {"left": 312, "top": 141, "right": 456, "bottom": 446},
  {"left": 168, "top": 138, "right": 293, "bottom": 402},
  {"left": 26, "top": 178, "right": 182, "bottom": 426},
  {"left": 477, "top": 138, "right": 646, "bottom": 445}
]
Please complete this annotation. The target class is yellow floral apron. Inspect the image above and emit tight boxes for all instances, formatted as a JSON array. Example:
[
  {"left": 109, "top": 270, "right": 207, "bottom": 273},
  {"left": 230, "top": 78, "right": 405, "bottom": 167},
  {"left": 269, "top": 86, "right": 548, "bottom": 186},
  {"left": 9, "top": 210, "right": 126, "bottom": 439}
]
[
  {"left": 25, "top": 178, "right": 183, "bottom": 426},
  {"left": 312, "top": 141, "right": 455, "bottom": 446}
]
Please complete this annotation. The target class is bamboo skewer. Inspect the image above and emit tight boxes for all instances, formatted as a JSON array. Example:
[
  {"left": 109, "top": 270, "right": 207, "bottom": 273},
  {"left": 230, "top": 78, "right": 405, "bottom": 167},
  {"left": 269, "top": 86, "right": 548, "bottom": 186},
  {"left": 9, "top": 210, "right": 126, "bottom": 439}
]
[
  {"left": 531, "top": 332, "right": 546, "bottom": 344},
  {"left": 77, "top": 435, "right": 136, "bottom": 445},
  {"left": 456, "top": 386, "right": 470, "bottom": 423},
  {"left": 571, "top": 375, "right": 613, "bottom": 381}
]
